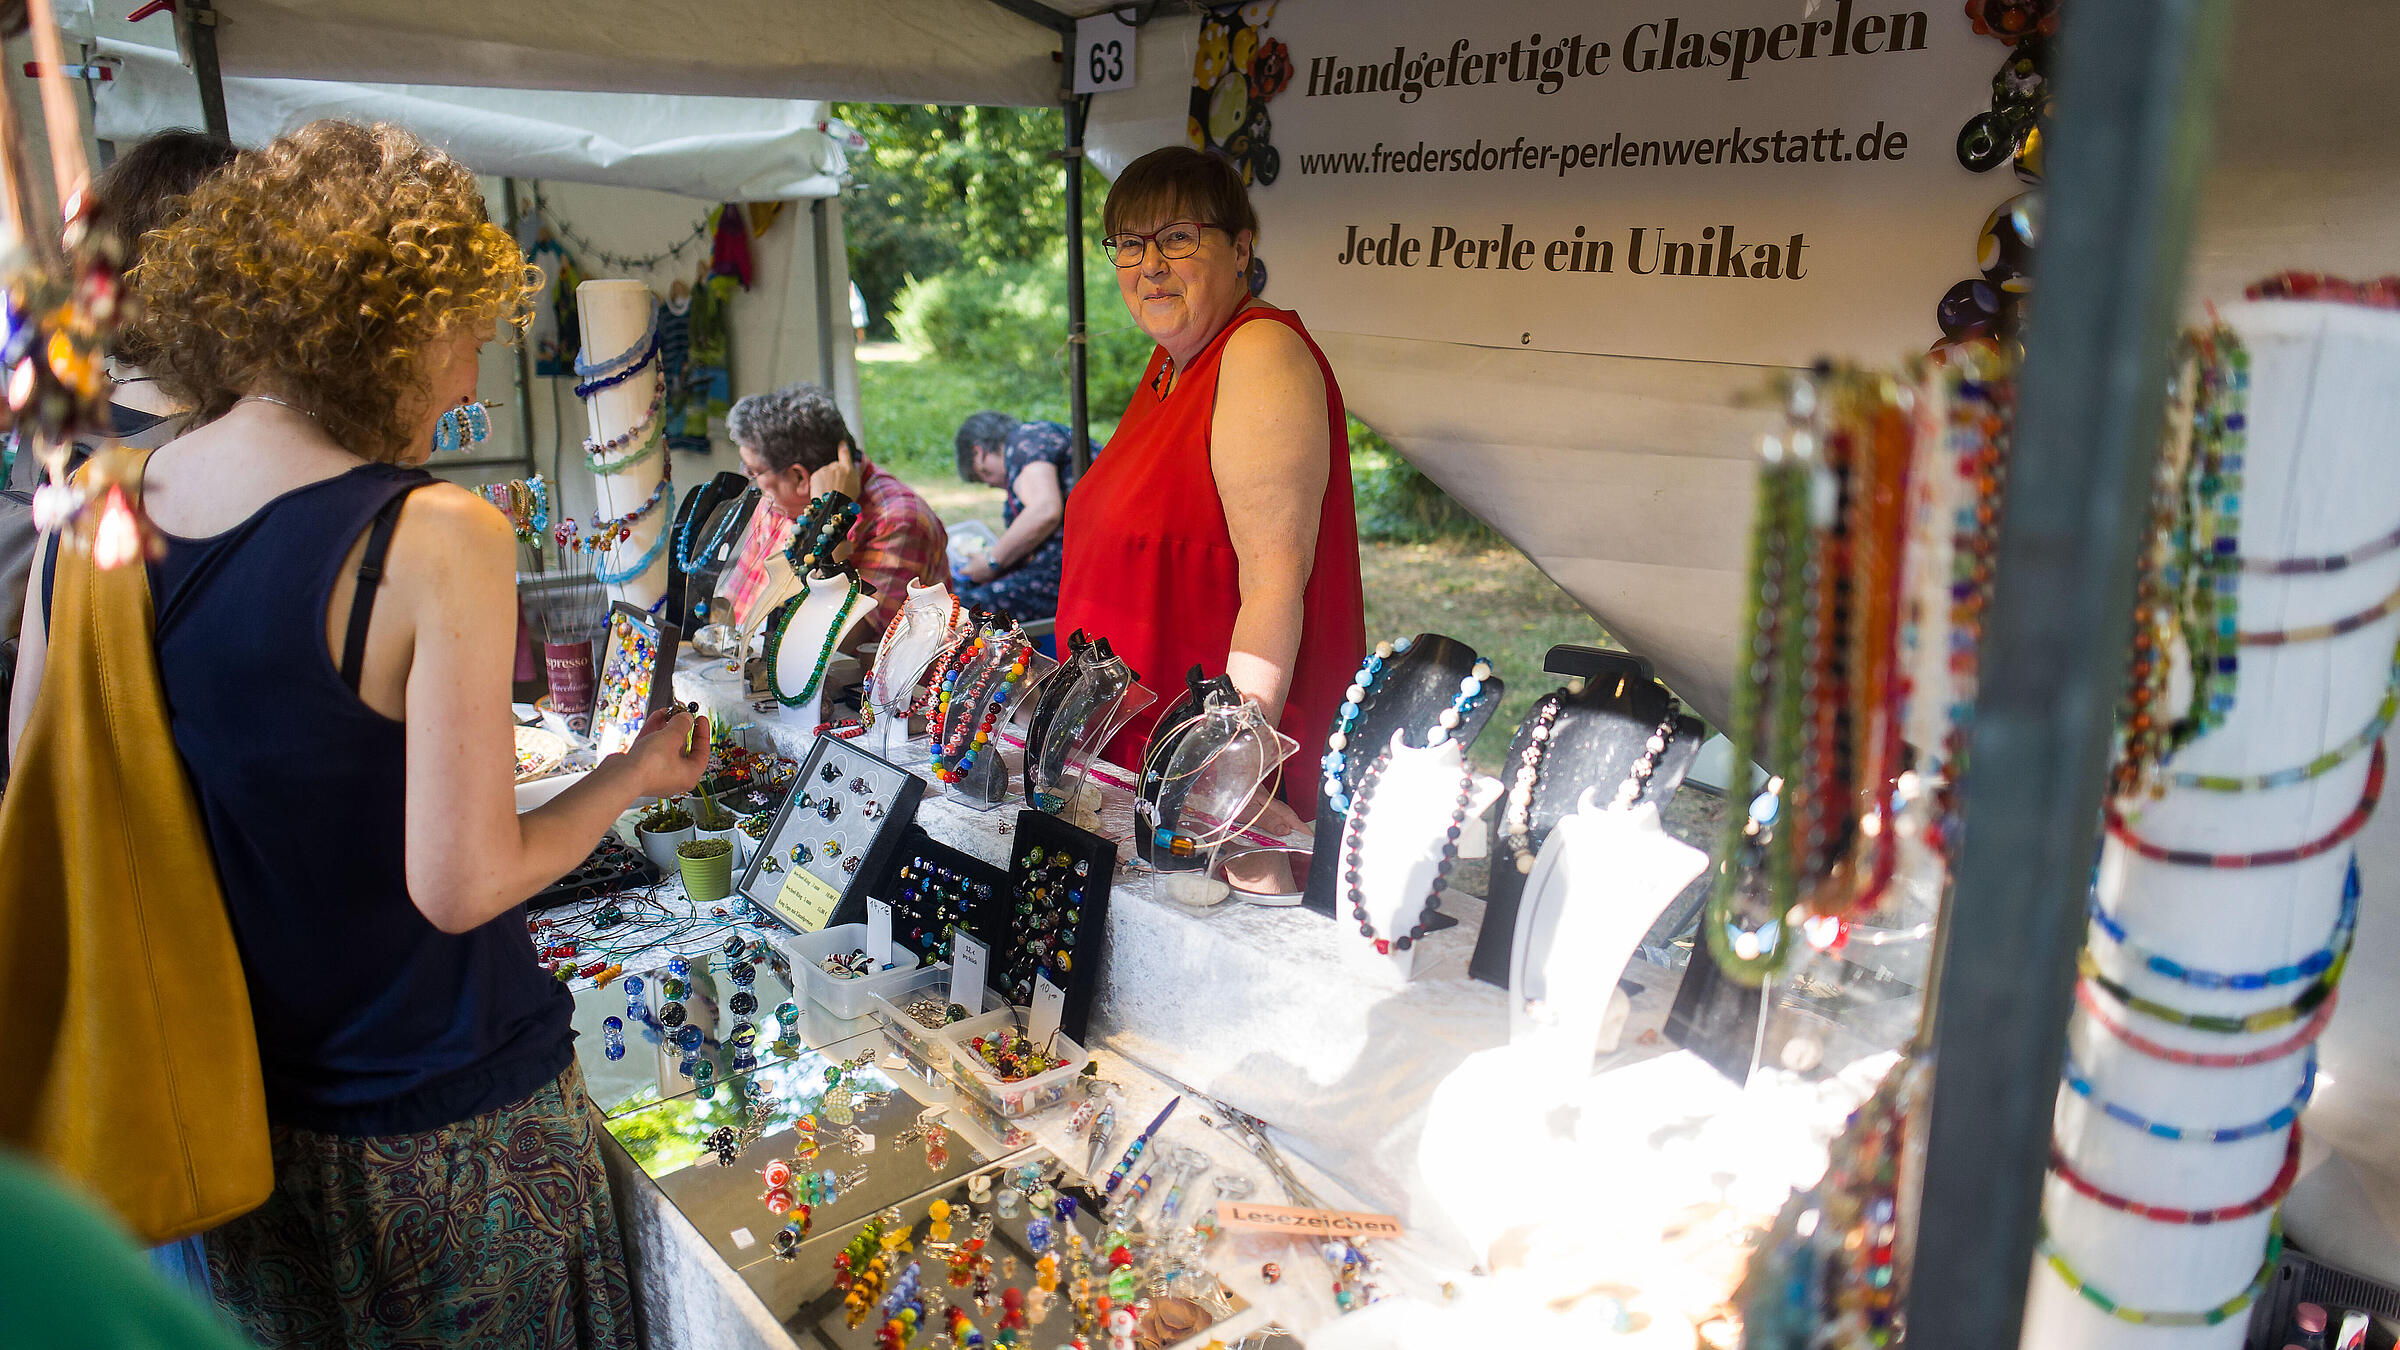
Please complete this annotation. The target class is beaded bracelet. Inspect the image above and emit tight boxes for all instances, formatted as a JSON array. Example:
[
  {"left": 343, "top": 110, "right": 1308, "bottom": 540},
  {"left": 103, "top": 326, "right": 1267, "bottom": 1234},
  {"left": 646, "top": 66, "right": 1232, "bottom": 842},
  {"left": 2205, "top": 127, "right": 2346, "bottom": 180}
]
[
  {"left": 2048, "top": 1122, "right": 2301, "bottom": 1224},
  {"left": 2076, "top": 977, "right": 2336, "bottom": 1068},
  {"left": 2171, "top": 647, "right": 2399, "bottom": 790},
  {"left": 574, "top": 330, "right": 661, "bottom": 399},
  {"left": 2109, "top": 740, "right": 2383, "bottom": 867},
  {"left": 2036, "top": 1218, "right": 2279, "bottom": 1327},
  {"left": 2087, "top": 856, "right": 2357, "bottom": 989},
  {"left": 574, "top": 305, "right": 662, "bottom": 380},
  {"left": 2076, "top": 942, "right": 2345, "bottom": 1035},
  {"left": 2242, "top": 519, "right": 2400, "bottom": 575},
  {"left": 2061, "top": 1047, "right": 2316, "bottom": 1142},
  {"left": 2237, "top": 577, "right": 2400, "bottom": 647}
]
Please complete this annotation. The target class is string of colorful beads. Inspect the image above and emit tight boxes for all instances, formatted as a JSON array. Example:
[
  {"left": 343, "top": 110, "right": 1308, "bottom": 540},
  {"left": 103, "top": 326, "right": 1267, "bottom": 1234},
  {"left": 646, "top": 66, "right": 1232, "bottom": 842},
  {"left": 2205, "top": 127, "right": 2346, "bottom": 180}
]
[
  {"left": 791, "top": 492, "right": 862, "bottom": 574},
  {"left": 555, "top": 472, "right": 674, "bottom": 554},
  {"left": 2107, "top": 741, "right": 2384, "bottom": 866},
  {"left": 2076, "top": 944, "right": 2346, "bottom": 1035},
  {"left": 2087, "top": 857, "right": 2357, "bottom": 989},
  {"left": 2060, "top": 1048, "right": 2316, "bottom": 1142},
  {"left": 2170, "top": 640, "right": 2400, "bottom": 790},
  {"left": 932, "top": 630, "right": 1030, "bottom": 784},
  {"left": 2075, "top": 978, "right": 2337, "bottom": 1068},
  {"left": 1321, "top": 635, "right": 1407, "bottom": 814},
  {"left": 585, "top": 377, "right": 669, "bottom": 473},
  {"left": 2036, "top": 1218, "right": 2280, "bottom": 1327},
  {"left": 573, "top": 303, "right": 661, "bottom": 381}
]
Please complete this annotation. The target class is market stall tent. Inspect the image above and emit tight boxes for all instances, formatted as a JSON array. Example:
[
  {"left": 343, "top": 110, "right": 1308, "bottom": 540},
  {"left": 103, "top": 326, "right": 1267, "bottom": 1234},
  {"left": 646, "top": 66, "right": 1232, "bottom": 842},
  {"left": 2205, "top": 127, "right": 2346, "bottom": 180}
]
[{"left": 62, "top": 0, "right": 2400, "bottom": 1331}]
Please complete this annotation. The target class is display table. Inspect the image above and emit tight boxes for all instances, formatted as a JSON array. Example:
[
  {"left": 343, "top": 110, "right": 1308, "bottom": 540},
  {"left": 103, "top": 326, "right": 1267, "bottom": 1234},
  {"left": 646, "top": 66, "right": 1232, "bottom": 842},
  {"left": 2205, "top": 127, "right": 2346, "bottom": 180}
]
[{"left": 617, "top": 651, "right": 1885, "bottom": 1342}]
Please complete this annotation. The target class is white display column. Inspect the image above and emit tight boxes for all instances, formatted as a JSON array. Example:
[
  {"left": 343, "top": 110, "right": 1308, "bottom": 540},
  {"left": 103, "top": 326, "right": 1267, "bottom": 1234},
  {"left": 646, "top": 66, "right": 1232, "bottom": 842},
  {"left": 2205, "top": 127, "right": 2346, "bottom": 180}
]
[
  {"left": 2022, "top": 301, "right": 2400, "bottom": 1348},
  {"left": 578, "top": 279, "right": 670, "bottom": 612}
]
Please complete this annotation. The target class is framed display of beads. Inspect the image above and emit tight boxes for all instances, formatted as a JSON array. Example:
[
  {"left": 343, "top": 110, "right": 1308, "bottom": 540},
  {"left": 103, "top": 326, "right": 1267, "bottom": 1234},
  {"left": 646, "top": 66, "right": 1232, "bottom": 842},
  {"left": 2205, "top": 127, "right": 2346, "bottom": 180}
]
[
  {"left": 1001, "top": 809, "right": 1115, "bottom": 1042},
  {"left": 736, "top": 734, "right": 925, "bottom": 934},
  {"left": 853, "top": 825, "right": 1009, "bottom": 967},
  {"left": 592, "top": 601, "right": 682, "bottom": 759}
]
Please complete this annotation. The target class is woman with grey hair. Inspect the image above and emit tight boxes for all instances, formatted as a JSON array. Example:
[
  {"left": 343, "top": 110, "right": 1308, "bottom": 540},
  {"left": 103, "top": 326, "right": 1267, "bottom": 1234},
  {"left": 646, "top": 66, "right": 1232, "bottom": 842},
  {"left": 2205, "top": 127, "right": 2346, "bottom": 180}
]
[
  {"left": 725, "top": 381, "right": 946, "bottom": 631},
  {"left": 951, "top": 409, "right": 1074, "bottom": 621}
]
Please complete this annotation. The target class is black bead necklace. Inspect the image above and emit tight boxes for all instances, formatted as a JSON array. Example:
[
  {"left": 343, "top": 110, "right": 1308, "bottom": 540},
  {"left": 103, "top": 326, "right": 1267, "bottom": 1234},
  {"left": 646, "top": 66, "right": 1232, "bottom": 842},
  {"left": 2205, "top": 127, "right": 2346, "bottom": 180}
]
[{"left": 1341, "top": 746, "right": 1473, "bottom": 955}]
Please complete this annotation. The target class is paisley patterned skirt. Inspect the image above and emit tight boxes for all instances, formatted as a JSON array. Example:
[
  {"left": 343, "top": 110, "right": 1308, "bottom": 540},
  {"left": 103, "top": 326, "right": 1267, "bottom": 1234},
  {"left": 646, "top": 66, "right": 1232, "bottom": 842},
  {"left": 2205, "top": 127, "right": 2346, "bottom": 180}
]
[{"left": 203, "top": 1063, "right": 637, "bottom": 1350}]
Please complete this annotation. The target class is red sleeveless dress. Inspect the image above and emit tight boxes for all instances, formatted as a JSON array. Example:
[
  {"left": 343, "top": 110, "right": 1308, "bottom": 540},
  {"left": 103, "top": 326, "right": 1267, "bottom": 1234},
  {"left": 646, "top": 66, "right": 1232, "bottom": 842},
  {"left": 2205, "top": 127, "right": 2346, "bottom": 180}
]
[{"left": 1057, "top": 306, "right": 1366, "bottom": 815}]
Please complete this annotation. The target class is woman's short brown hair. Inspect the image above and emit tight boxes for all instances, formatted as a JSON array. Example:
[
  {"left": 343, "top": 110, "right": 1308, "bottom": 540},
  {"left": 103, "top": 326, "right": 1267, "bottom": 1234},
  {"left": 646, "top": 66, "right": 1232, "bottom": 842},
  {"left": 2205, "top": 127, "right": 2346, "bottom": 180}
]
[
  {"left": 91, "top": 128, "right": 237, "bottom": 367},
  {"left": 1102, "top": 146, "right": 1258, "bottom": 242},
  {"left": 132, "top": 120, "right": 540, "bottom": 463}
]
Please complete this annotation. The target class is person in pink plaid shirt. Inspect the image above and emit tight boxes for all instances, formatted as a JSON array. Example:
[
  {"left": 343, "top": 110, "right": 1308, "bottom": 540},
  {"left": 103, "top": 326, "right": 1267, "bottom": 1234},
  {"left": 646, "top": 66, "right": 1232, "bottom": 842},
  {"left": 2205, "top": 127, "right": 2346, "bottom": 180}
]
[{"left": 726, "top": 383, "right": 947, "bottom": 633}]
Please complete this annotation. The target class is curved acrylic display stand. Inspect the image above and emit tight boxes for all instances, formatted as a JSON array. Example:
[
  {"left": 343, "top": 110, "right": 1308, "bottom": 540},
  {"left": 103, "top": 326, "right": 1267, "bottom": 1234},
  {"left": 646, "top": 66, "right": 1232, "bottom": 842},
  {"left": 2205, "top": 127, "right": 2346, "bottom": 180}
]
[
  {"left": 1135, "top": 690, "right": 1298, "bottom": 902},
  {"left": 1023, "top": 641, "right": 1156, "bottom": 826}
]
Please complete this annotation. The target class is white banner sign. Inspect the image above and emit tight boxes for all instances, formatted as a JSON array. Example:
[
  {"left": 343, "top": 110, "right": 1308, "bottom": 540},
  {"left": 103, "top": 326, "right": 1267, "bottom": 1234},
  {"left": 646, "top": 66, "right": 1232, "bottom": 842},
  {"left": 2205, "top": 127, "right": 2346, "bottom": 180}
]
[{"left": 1208, "top": 0, "right": 2024, "bottom": 365}]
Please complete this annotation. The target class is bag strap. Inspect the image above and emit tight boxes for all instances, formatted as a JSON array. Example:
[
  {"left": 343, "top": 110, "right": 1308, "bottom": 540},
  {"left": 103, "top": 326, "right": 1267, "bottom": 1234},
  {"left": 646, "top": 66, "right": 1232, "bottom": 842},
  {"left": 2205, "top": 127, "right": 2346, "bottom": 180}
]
[{"left": 338, "top": 487, "right": 417, "bottom": 695}]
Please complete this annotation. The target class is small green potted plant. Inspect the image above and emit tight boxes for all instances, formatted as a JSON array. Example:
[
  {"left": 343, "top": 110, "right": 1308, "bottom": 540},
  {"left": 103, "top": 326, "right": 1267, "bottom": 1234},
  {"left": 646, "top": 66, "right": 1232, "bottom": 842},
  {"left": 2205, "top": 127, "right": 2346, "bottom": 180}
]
[
  {"left": 688, "top": 788, "right": 744, "bottom": 863},
  {"left": 676, "top": 836, "right": 736, "bottom": 903},
  {"left": 635, "top": 798, "right": 694, "bottom": 871}
]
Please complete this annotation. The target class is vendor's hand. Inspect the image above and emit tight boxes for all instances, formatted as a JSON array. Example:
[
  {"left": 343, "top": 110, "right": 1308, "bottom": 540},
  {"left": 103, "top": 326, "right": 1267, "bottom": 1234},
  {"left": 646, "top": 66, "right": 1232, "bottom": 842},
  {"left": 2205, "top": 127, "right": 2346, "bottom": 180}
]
[
  {"left": 810, "top": 443, "right": 864, "bottom": 504},
  {"left": 964, "top": 552, "right": 998, "bottom": 584},
  {"left": 621, "top": 707, "right": 710, "bottom": 798},
  {"left": 1241, "top": 788, "right": 1309, "bottom": 841}
]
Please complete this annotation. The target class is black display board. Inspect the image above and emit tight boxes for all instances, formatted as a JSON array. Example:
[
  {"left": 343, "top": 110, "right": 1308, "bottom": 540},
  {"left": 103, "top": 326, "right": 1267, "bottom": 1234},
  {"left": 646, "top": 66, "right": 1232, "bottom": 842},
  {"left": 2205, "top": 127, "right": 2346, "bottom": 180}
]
[
  {"left": 1002, "top": 810, "right": 1115, "bottom": 1042},
  {"left": 1467, "top": 674, "right": 1705, "bottom": 987},
  {"left": 1302, "top": 633, "right": 1505, "bottom": 916},
  {"left": 855, "top": 824, "right": 1009, "bottom": 966},
  {"left": 736, "top": 735, "right": 924, "bottom": 934}
]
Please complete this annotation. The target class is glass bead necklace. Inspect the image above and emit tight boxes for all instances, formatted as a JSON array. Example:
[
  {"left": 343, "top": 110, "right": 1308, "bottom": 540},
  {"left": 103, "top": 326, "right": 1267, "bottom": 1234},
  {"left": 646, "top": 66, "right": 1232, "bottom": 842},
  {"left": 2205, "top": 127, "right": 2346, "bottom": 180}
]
[
  {"left": 556, "top": 470, "right": 674, "bottom": 554},
  {"left": 2087, "top": 855, "right": 2356, "bottom": 989},
  {"left": 2076, "top": 941, "right": 2346, "bottom": 1035},
  {"left": 764, "top": 575, "right": 864, "bottom": 707},
  {"left": 574, "top": 304, "right": 661, "bottom": 381},
  {"left": 2241, "top": 519, "right": 2400, "bottom": 575},
  {"left": 584, "top": 377, "right": 669, "bottom": 473},
  {"left": 2107, "top": 740, "right": 2383, "bottom": 866},
  {"left": 2060, "top": 1047, "right": 2315, "bottom": 1142},
  {"left": 573, "top": 327, "right": 661, "bottom": 398},
  {"left": 1339, "top": 743, "right": 1472, "bottom": 955},
  {"left": 2235, "top": 575, "right": 2400, "bottom": 646},
  {"left": 2170, "top": 640, "right": 2400, "bottom": 790},
  {"left": 2047, "top": 1124, "right": 2301, "bottom": 1224},
  {"left": 674, "top": 487, "right": 750, "bottom": 574},
  {"left": 1320, "top": 636, "right": 1409, "bottom": 815},
  {"left": 2035, "top": 1217, "right": 2278, "bottom": 1327},
  {"left": 2074, "top": 977, "right": 2335, "bottom": 1067}
]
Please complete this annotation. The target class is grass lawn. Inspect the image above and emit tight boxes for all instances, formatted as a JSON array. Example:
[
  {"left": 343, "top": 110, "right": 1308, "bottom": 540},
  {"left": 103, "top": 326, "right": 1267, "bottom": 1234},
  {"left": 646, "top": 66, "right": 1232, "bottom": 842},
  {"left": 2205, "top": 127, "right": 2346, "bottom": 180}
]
[{"left": 858, "top": 344, "right": 1618, "bottom": 772}]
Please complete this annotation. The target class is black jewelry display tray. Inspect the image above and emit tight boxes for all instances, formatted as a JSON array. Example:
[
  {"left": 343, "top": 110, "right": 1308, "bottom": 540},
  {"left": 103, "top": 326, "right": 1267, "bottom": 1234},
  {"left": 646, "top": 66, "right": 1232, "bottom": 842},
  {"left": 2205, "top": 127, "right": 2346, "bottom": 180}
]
[
  {"left": 1000, "top": 809, "right": 1115, "bottom": 1045},
  {"left": 838, "top": 823, "right": 1011, "bottom": 967},
  {"left": 526, "top": 833, "right": 659, "bottom": 912},
  {"left": 735, "top": 734, "right": 925, "bottom": 935}
]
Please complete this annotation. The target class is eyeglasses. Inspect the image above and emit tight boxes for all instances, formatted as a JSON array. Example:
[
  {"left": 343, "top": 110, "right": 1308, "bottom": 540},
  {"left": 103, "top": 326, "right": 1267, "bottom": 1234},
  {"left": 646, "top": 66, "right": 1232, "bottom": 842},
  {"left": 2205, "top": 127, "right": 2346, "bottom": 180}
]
[{"left": 1101, "top": 221, "right": 1217, "bottom": 268}]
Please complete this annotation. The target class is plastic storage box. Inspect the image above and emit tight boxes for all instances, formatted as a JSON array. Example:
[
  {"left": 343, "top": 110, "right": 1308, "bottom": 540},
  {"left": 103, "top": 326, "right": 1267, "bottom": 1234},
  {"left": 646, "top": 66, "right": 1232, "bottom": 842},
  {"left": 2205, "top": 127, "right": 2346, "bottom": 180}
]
[
  {"left": 936, "top": 1006, "right": 1091, "bottom": 1119},
  {"left": 773, "top": 923, "right": 929, "bottom": 1020},
  {"left": 863, "top": 964, "right": 1003, "bottom": 1071}
]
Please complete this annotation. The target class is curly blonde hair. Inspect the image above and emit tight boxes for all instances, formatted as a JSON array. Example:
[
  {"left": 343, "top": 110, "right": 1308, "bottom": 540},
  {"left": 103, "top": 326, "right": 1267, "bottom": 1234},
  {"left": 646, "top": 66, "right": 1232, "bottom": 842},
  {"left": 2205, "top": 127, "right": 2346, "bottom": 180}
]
[{"left": 132, "top": 120, "right": 541, "bottom": 463}]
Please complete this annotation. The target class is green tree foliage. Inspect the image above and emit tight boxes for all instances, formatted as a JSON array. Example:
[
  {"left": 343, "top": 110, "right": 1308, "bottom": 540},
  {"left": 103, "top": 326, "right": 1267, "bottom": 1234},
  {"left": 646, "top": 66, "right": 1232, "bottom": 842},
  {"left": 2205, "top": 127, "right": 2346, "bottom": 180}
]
[{"left": 836, "top": 103, "right": 1112, "bottom": 337}]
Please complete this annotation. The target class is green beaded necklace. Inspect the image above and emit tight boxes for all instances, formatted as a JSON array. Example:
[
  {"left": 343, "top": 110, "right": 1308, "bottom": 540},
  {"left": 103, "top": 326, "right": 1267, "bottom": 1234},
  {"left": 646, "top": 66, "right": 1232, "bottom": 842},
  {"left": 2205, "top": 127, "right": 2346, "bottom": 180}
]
[
  {"left": 764, "top": 576, "right": 864, "bottom": 708},
  {"left": 2036, "top": 1218, "right": 2279, "bottom": 1327}
]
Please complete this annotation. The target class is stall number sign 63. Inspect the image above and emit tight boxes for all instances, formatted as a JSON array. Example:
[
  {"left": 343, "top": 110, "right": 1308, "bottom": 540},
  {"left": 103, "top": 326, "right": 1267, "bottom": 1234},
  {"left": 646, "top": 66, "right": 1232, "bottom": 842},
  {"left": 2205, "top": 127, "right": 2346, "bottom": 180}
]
[{"left": 1074, "top": 15, "right": 1135, "bottom": 94}]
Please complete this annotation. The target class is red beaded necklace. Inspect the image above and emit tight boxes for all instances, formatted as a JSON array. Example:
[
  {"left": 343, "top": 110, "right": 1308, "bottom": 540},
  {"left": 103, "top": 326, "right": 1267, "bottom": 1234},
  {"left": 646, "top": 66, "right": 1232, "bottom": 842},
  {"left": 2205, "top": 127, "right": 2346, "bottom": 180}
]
[
  {"left": 2106, "top": 741, "right": 2384, "bottom": 867},
  {"left": 2047, "top": 1123, "right": 2301, "bottom": 1225}
]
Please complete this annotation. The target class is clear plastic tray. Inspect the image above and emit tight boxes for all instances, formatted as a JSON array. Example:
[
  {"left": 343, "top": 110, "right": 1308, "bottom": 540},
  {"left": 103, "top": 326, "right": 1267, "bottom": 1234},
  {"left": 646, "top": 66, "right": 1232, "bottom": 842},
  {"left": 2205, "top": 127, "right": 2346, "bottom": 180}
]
[
  {"left": 772, "top": 923, "right": 928, "bottom": 1020},
  {"left": 935, "top": 1006, "right": 1091, "bottom": 1119},
  {"left": 862, "top": 963, "right": 1003, "bottom": 1070}
]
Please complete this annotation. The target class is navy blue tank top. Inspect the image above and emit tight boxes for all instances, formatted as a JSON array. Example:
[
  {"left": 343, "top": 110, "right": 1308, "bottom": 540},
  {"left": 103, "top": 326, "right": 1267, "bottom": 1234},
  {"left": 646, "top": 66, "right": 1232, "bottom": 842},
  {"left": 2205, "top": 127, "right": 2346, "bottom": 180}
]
[{"left": 64, "top": 462, "right": 574, "bottom": 1134}]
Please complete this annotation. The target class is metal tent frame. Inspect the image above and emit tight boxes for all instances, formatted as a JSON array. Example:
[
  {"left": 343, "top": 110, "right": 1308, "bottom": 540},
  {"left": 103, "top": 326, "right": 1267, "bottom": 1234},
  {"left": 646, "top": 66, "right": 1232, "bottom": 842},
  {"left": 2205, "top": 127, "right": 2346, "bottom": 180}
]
[{"left": 165, "top": 3, "right": 2243, "bottom": 1344}]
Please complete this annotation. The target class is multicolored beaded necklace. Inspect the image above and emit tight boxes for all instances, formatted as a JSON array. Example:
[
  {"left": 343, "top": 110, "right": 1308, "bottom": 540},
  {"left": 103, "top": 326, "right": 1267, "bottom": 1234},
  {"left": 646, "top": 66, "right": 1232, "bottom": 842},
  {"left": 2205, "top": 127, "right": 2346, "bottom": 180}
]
[
  {"left": 2048, "top": 1123, "right": 2300, "bottom": 1224},
  {"left": 1321, "top": 636, "right": 1409, "bottom": 815},
  {"left": 2075, "top": 977, "right": 2336, "bottom": 1067},
  {"left": 2036, "top": 1218, "right": 2279, "bottom": 1327},
  {"left": 2170, "top": 640, "right": 2400, "bottom": 791},
  {"left": 2241, "top": 519, "right": 2400, "bottom": 576},
  {"left": 1924, "top": 353, "right": 2012, "bottom": 857},
  {"left": 556, "top": 471, "right": 674, "bottom": 554},
  {"left": 2060, "top": 1047, "right": 2315, "bottom": 1142},
  {"left": 573, "top": 328, "right": 661, "bottom": 399},
  {"left": 2235, "top": 576, "right": 2400, "bottom": 647},
  {"left": 789, "top": 493, "right": 862, "bottom": 575},
  {"left": 929, "top": 627, "right": 1031, "bottom": 783},
  {"left": 585, "top": 377, "right": 669, "bottom": 474},
  {"left": 2088, "top": 856, "right": 2357, "bottom": 989},
  {"left": 2076, "top": 939, "right": 2347, "bottom": 1036},
  {"left": 764, "top": 576, "right": 864, "bottom": 708},
  {"left": 2107, "top": 740, "right": 2384, "bottom": 867}
]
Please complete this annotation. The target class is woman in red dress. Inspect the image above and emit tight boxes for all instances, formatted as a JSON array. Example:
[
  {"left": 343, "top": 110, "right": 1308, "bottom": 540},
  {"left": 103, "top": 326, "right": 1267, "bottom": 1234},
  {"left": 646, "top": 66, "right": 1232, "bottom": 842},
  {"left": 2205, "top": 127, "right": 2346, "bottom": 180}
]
[{"left": 1056, "top": 147, "right": 1366, "bottom": 827}]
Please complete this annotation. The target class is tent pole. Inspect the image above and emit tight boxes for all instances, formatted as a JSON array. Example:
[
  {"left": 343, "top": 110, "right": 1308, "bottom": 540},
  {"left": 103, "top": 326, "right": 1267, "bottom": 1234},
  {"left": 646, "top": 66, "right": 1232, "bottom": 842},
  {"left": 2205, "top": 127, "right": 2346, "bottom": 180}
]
[
  {"left": 811, "top": 198, "right": 836, "bottom": 392},
  {"left": 498, "top": 179, "right": 541, "bottom": 482},
  {"left": 1904, "top": 2, "right": 2232, "bottom": 1347},
  {"left": 185, "top": 5, "right": 229, "bottom": 140},
  {"left": 1064, "top": 93, "right": 1091, "bottom": 475}
]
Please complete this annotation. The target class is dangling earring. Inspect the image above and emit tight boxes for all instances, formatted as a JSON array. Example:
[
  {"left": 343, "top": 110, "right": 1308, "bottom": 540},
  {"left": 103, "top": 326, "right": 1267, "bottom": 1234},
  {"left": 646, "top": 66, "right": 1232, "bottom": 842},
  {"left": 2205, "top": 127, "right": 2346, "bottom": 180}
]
[{"left": 433, "top": 398, "right": 492, "bottom": 454}]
